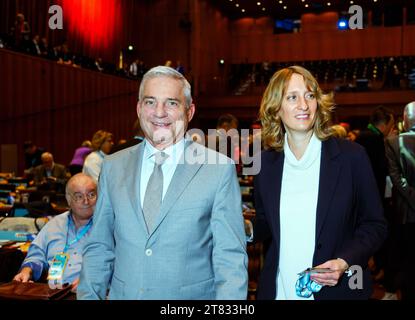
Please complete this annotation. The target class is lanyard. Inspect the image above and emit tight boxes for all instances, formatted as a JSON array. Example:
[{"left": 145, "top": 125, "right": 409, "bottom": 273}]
[{"left": 63, "top": 216, "right": 92, "bottom": 253}]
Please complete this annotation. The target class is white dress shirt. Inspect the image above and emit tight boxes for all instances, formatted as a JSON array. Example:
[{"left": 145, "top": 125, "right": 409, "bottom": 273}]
[
  {"left": 140, "top": 139, "right": 185, "bottom": 208},
  {"left": 82, "top": 150, "right": 106, "bottom": 182}
]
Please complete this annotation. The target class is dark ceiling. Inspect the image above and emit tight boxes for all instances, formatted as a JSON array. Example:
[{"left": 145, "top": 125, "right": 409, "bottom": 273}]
[{"left": 210, "top": 0, "right": 413, "bottom": 19}]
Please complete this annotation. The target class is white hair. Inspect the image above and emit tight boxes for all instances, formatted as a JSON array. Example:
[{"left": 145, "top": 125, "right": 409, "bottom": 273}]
[{"left": 138, "top": 66, "right": 192, "bottom": 108}]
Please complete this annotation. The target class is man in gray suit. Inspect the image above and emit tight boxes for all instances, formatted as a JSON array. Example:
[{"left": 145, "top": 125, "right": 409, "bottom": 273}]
[{"left": 77, "top": 66, "right": 248, "bottom": 300}]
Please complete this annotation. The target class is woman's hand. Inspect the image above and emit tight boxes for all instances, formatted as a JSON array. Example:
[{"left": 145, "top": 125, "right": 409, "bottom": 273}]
[{"left": 310, "top": 258, "right": 349, "bottom": 287}]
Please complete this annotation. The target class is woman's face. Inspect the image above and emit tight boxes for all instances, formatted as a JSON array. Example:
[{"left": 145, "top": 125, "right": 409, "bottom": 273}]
[
  {"left": 100, "top": 136, "right": 114, "bottom": 154},
  {"left": 279, "top": 73, "right": 318, "bottom": 136}
]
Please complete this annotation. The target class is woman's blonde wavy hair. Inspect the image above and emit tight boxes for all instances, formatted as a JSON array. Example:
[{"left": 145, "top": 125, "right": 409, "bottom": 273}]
[
  {"left": 259, "top": 65, "right": 335, "bottom": 151},
  {"left": 91, "top": 130, "right": 113, "bottom": 151}
]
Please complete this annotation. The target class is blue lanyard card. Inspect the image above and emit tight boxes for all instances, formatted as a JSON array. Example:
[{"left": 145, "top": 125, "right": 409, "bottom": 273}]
[{"left": 47, "top": 253, "right": 69, "bottom": 281}]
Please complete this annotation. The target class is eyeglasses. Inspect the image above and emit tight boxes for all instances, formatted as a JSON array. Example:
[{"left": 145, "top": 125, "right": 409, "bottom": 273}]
[{"left": 69, "top": 191, "right": 97, "bottom": 203}]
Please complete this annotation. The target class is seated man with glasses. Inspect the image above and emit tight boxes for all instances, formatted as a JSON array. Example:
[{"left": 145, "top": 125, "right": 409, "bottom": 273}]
[{"left": 13, "top": 173, "right": 97, "bottom": 293}]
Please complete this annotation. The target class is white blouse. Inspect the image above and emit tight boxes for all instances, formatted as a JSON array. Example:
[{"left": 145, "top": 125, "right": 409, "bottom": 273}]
[
  {"left": 276, "top": 133, "right": 322, "bottom": 300},
  {"left": 82, "top": 150, "right": 105, "bottom": 182}
]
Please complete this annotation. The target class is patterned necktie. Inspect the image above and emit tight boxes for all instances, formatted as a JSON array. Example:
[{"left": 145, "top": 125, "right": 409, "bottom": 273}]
[{"left": 143, "top": 151, "right": 168, "bottom": 233}]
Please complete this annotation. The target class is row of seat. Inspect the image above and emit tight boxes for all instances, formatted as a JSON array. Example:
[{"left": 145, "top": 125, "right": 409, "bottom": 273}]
[{"left": 229, "top": 56, "right": 415, "bottom": 93}]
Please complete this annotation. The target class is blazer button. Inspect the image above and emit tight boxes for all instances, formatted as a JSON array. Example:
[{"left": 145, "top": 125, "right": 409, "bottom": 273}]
[
  {"left": 317, "top": 243, "right": 322, "bottom": 250},
  {"left": 145, "top": 249, "right": 152, "bottom": 256}
]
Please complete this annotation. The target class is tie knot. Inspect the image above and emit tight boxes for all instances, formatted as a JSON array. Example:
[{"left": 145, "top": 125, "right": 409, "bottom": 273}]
[{"left": 154, "top": 151, "right": 168, "bottom": 165}]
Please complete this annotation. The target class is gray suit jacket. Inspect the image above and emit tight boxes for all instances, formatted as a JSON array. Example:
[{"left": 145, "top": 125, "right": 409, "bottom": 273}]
[
  {"left": 32, "top": 163, "right": 68, "bottom": 186},
  {"left": 77, "top": 140, "right": 248, "bottom": 300}
]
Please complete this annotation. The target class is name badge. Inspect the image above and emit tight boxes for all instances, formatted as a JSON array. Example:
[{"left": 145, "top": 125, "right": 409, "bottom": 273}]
[{"left": 47, "top": 253, "right": 69, "bottom": 281}]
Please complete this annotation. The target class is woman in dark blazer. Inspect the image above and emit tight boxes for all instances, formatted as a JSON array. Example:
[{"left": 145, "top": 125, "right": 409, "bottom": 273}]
[{"left": 254, "top": 66, "right": 387, "bottom": 300}]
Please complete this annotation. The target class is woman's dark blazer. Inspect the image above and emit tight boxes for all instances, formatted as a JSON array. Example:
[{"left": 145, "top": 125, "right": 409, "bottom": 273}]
[{"left": 253, "top": 137, "right": 387, "bottom": 300}]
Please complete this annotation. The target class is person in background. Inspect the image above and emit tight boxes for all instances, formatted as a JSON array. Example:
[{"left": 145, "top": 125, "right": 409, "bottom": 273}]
[
  {"left": 175, "top": 60, "right": 185, "bottom": 75},
  {"left": 355, "top": 106, "right": 395, "bottom": 293},
  {"left": 13, "top": 173, "right": 97, "bottom": 293},
  {"left": 355, "top": 106, "right": 395, "bottom": 198},
  {"left": 32, "top": 152, "right": 68, "bottom": 193},
  {"left": 385, "top": 101, "right": 415, "bottom": 300},
  {"left": 109, "top": 119, "right": 145, "bottom": 154},
  {"left": 330, "top": 124, "right": 348, "bottom": 139},
  {"left": 24, "top": 141, "right": 45, "bottom": 171},
  {"left": 82, "top": 130, "right": 113, "bottom": 182},
  {"left": 251, "top": 65, "right": 386, "bottom": 300},
  {"left": 68, "top": 140, "right": 92, "bottom": 176},
  {"left": 129, "top": 59, "right": 139, "bottom": 78},
  {"left": 29, "top": 34, "right": 41, "bottom": 56},
  {"left": 77, "top": 66, "right": 247, "bottom": 300},
  {"left": 10, "top": 13, "right": 31, "bottom": 51},
  {"left": 208, "top": 113, "right": 241, "bottom": 174},
  {"left": 347, "top": 129, "right": 360, "bottom": 142}
]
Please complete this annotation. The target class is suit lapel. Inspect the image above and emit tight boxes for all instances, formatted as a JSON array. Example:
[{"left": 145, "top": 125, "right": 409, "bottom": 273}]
[
  {"left": 315, "top": 138, "right": 341, "bottom": 242},
  {"left": 126, "top": 143, "right": 148, "bottom": 235},
  {"left": 150, "top": 141, "right": 203, "bottom": 236}
]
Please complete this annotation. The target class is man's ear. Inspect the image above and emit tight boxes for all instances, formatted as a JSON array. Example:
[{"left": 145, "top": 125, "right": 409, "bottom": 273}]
[
  {"left": 187, "top": 104, "right": 195, "bottom": 122},
  {"left": 136, "top": 101, "right": 141, "bottom": 118}
]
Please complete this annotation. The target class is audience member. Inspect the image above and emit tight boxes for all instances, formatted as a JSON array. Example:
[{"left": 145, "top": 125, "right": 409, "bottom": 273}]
[
  {"left": 13, "top": 173, "right": 97, "bottom": 293},
  {"left": 347, "top": 129, "right": 360, "bottom": 141},
  {"left": 208, "top": 113, "right": 241, "bottom": 174},
  {"left": 331, "top": 124, "right": 348, "bottom": 139},
  {"left": 175, "top": 60, "right": 185, "bottom": 75},
  {"left": 29, "top": 34, "right": 41, "bottom": 56},
  {"left": 10, "top": 13, "right": 31, "bottom": 51},
  {"left": 33, "top": 152, "right": 68, "bottom": 193},
  {"left": 24, "top": 141, "right": 46, "bottom": 170},
  {"left": 95, "top": 58, "right": 104, "bottom": 72},
  {"left": 68, "top": 140, "right": 93, "bottom": 176},
  {"left": 39, "top": 37, "right": 50, "bottom": 57},
  {"left": 129, "top": 59, "right": 140, "bottom": 78},
  {"left": 356, "top": 106, "right": 395, "bottom": 197},
  {"left": 385, "top": 101, "right": 415, "bottom": 300},
  {"left": 355, "top": 106, "right": 395, "bottom": 292},
  {"left": 82, "top": 130, "right": 114, "bottom": 182}
]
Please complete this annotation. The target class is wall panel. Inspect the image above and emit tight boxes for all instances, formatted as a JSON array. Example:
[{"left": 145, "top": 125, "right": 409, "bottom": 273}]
[{"left": 0, "top": 49, "right": 138, "bottom": 175}]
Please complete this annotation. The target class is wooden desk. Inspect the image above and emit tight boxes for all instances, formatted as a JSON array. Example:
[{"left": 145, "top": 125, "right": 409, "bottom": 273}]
[{"left": 0, "top": 205, "right": 13, "bottom": 217}]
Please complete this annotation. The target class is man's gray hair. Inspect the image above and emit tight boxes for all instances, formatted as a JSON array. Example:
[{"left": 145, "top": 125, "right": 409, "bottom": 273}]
[{"left": 138, "top": 66, "right": 192, "bottom": 108}]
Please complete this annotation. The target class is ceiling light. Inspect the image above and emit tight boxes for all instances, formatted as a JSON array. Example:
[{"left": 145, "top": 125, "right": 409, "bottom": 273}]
[
  {"left": 305, "top": 4, "right": 309, "bottom": 8},
  {"left": 327, "top": 2, "right": 331, "bottom": 6},
  {"left": 235, "top": 3, "right": 239, "bottom": 7},
  {"left": 283, "top": 6, "right": 287, "bottom": 9},
  {"left": 350, "top": 1, "right": 354, "bottom": 3},
  {"left": 257, "top": 2, "right": 261, "bottom": 5},
  {"left": 242, "top": 9, "right": 245, "bottom": 12},
  {"left": 279, "top": 0, "right": 283, "bottom": 3},
  {"left": 262, "top": 7, "right": 266, "bottom": 11}
]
